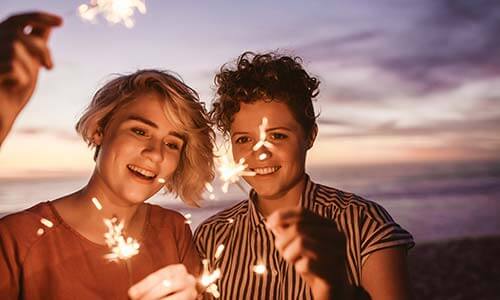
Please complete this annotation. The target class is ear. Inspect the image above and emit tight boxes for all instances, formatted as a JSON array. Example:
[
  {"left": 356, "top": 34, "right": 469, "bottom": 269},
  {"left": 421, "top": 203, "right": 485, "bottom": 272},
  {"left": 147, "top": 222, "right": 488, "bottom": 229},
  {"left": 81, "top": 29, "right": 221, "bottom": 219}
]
[
  {"left": 91, "top": 126, "right": 103, "bottom": 146},
  {"left": 306, "top": 124, "right": 318, "bottom": 150}
]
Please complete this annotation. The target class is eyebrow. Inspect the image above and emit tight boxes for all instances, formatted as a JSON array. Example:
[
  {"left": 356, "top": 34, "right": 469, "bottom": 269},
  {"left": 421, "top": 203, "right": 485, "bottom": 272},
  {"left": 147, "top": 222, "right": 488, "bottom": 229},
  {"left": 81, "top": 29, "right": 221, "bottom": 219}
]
[
  {"left": 231, "top": 127, "right": 292, "bottom": 137},
  {"left": 125, "top": 115, "right": 185, "bottom": 140}
]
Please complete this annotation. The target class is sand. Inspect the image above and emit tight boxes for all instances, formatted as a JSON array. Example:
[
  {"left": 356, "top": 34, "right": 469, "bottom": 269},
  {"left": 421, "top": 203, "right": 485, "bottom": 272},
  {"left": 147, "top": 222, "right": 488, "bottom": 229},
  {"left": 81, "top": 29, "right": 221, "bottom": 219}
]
[{"left": 409, "top": 235, "right": 500, "bottom": 300}]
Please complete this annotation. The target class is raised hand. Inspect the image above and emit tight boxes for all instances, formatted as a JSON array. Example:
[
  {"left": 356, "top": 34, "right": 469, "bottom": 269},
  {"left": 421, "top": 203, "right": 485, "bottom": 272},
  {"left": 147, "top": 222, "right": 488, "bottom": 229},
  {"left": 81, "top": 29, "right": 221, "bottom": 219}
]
[
  {"left": 128, "top": 264, "right": 199, "bottom": 300},
  {"left": 266, "top": 207, "right": 349, "bottom": 300},
  {"left": 0, "top": 11, "right": 62, "bottom": 145}
]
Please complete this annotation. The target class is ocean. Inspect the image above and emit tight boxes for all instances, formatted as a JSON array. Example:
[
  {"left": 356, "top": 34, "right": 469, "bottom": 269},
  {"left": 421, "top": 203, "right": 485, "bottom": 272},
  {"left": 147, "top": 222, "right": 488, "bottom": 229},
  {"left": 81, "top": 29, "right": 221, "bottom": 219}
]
[{"left": 1, "top": 160, "right": 499, "bottom": 244}]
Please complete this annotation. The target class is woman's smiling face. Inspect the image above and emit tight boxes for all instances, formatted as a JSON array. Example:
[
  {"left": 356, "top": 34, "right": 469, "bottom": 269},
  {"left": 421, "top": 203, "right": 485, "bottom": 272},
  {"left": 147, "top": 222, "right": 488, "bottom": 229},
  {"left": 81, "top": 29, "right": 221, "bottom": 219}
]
[
  {"left": 92, "top": 92, "right": 184, "bottom": 205},
  {"left": 230, "top": 100, "right": 312, "bottom": 201}
]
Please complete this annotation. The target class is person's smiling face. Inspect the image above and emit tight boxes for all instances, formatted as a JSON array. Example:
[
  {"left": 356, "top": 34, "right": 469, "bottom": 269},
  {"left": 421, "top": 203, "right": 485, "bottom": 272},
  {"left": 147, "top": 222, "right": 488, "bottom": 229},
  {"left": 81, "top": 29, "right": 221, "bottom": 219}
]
[
  {"left": 230, "top": 100, "right": 312, "bottom": 201},
  {"left": 92, "top": 92, "right": 184, "bottom": 205}
]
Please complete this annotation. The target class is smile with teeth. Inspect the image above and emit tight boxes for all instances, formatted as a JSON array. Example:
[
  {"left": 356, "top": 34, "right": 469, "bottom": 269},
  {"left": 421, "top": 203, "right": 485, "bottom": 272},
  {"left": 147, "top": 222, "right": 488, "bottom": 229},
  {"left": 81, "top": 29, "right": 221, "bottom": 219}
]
[
  {"left": 251, "top": 166, "right": 281, "bottom": 175},
  {"left": 127, "top": 164, "right": 157, "bottom": 179}
]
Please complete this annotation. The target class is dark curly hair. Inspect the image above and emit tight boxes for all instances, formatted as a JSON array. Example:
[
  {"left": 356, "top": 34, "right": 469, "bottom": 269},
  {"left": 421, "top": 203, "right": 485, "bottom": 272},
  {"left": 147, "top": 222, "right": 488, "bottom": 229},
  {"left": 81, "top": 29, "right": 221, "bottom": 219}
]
[{"left": 210, "top": 51, "right": 320, "bottom": 138}]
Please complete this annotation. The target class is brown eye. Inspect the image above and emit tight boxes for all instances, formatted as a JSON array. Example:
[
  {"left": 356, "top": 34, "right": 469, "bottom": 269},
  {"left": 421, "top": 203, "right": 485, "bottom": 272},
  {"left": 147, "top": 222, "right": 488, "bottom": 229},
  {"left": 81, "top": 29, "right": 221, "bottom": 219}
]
[
  {"left": 235, "top": 136, "right": 250, "bottom": 144},
  {"left": 165, "top": 142, "right": 180, "bottom": 150},
  {"left": 271, "top": 133, "right": 287, "bottom": 140},
  {"left": 132, "top": 128, "right": 147, "bottom": 136}
]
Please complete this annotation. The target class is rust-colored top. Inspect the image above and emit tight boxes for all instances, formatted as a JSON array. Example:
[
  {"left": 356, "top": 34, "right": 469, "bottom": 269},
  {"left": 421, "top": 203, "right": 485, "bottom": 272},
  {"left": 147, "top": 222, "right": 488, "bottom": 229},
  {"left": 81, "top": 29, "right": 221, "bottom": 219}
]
[{"left": 0, "top": 202, "right": 201, "bottom": 300}]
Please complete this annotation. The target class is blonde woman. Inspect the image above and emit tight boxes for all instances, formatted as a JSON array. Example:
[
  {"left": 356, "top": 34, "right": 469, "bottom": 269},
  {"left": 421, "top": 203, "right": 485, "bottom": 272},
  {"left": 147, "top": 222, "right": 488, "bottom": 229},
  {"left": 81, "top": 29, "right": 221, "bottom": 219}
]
[{"left": 0, "top": 69, "right": 214, "bottom": 300}]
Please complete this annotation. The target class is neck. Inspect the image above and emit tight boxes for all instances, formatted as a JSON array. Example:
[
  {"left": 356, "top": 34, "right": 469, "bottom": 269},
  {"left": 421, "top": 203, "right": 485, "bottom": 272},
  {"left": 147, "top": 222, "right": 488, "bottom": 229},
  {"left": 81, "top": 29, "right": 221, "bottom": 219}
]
[
  {"left": 256, "top": 174, "right": 307, "bottom": 217},
  {"left": 80, "top": 170, "right": 144, "bottom": 224}
]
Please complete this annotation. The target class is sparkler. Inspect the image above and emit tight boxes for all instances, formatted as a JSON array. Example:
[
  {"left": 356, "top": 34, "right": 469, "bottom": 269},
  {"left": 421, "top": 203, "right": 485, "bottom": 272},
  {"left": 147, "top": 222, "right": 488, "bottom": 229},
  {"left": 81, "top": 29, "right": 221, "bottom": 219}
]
[
  {"left": 103, "top": 216, "right": 140, "bottom": 261},
  {"left": 78, "top": 0, "right": 146, "bottom": 28},
  {"left": 217, "top": 154, "right": 256, "bottom": 193},
  {"left": 200, "top": 259, "right": 221, "bottom": 298}
]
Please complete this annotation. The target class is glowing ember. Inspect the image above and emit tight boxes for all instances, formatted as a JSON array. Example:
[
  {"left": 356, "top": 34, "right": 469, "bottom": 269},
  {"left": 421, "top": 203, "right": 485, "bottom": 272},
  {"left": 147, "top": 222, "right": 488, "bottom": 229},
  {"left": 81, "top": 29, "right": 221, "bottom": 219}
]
[
  {"left": 103, "top": 217, "right": 140, "bottom": 261},
  {"left": 183, "top": 213, "right": 192, "bottom": 225},
  {"left": 36, "top": 228, "right": 44, "bottom": 236},
  {"left": 258, "top": 153, "right": 268, "bottom": 161},
  {"left": 158, "top": 177, "right": 166, "bottom": 184},
  {"left": 214, "top": 244, "right": 225, "bottom": 259},
  {"left": 217, "top": 155, "right": 255, "bottom": 193},
  {"left": 252, "top": 117, "right": 273, "bottom": 151},
  {"left": 252, "top": 263, "right": 266, "bottom": 274},
  {"left": 227, "top": 218, "right": 234, "bottom": 224},
  {"left": 40, "top": 218, "right": 54, "bottom": 228},
  {"left": 91, "top": 197, "right": 103, "bottom": 210},
  {"left": 78, "top": 0, "right": 146, "bottom": 28},
  {"left": 205, "top": 182, "right": 214, "bottom": 193},
  {"left": 200, "top": 259, "right": 221, "bottom": 298}
]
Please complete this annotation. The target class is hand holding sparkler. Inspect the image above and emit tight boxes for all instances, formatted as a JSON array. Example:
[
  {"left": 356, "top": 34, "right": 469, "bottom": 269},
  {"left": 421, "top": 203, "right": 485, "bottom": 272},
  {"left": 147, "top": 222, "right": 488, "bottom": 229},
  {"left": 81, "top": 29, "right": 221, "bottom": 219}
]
[
  {"left": 266, "top": 207, "right": 349, "bottom": 300},
  {"left": 128, "top": 264, "right": 198, "bottom": 300},
  {"left": 0, "top": 11, "right": 62, "bottom": 145}
]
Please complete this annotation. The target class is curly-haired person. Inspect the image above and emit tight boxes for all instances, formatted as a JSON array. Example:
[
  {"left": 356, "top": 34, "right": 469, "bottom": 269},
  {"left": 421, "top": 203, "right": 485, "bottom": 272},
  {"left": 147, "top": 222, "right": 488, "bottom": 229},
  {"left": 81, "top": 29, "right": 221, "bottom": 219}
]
[{"left": 194, "top": 51, "right": 415, "bottom": 300}]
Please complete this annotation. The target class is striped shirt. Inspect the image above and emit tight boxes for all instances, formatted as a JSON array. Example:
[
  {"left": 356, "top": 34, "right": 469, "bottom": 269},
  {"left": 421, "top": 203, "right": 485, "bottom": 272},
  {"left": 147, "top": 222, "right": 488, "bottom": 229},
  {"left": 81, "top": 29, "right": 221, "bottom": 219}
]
[{"left": 194, "top": 175, "right": 414, "bottom": 299}]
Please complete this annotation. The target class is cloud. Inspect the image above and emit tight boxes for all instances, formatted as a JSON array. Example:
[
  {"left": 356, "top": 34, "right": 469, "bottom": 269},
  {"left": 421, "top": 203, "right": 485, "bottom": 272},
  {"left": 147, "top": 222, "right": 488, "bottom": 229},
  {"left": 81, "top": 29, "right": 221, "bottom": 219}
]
[
  {"left": 16, "top": 127, "right": 80, "bottom": 142},
  {"left": 319, "top": 114, "right": 500, "bottom": 139},
  {"left": 296, "top": 0, "right": 500, "bottom": 97}
]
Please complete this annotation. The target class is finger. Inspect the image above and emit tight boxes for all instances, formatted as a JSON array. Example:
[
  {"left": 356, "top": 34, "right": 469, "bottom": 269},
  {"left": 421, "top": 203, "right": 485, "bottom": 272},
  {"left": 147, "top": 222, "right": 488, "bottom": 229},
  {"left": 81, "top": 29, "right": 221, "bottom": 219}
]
[
  {"left": 266, "top": 207, "right": 302, "bottom": 229},
  {"left": 0, "top": 39, "right": 38, "bottom": 88},
  {"left": 161, "top": 286, "right": 198, "bottom": 300},
  {"left": 141, "top": 273, "right": 196, "bottom": 300},
  {"left": 137, "top": 278, "right": 180, "bottom": 300},
  {"left": 18, "top": 34, "right": 52, "bottom": 68},
  {"left": 1, "top": 12, "right": 63, "bottom": 30},
  {"left": 274, "top": 223, "right": 299, "bottom": 251},
  {"left": 129, "top": 265, "right": 188, "bottom": 299},
  {"left": 281, "top": 235, "right": 318, "bottom": 265}
]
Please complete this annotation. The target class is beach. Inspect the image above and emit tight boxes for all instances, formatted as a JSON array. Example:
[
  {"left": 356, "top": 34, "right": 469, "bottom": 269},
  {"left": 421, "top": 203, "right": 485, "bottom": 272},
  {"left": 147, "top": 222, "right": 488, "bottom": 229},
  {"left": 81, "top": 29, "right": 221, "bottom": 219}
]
[{"left": 409, "top": 235, "right": 500, "bottom": 300}]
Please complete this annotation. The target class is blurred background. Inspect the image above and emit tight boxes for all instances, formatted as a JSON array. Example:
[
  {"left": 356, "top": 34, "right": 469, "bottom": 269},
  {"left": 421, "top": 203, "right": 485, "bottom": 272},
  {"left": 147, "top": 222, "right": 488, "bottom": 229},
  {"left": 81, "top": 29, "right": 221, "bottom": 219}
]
[{"left": 1, "top": 1, "right": 499, "bottom": 298}]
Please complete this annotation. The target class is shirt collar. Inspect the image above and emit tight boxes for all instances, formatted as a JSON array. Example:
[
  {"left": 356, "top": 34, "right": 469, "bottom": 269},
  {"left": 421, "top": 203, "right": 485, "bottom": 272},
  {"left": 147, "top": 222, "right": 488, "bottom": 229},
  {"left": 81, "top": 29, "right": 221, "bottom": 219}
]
[{"left": 247, "top": 174, "right": 318, "bottom": 230}]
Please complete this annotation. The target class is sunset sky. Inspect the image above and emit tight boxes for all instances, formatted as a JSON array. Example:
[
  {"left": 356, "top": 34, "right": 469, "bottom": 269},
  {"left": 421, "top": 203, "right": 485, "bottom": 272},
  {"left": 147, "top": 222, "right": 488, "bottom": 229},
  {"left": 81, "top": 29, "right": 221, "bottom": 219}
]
[{"left": 1, "top": 0, "right": 499, "bottom": 178}]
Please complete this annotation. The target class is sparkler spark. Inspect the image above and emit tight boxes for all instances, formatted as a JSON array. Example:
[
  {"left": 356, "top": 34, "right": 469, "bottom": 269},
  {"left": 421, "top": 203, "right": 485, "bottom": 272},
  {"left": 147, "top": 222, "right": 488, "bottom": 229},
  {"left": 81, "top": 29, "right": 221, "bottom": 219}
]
[
  {"left": 91, "top": 197, "right": 103, "bottom": 210},
  {"left": 103, "top": 216, "right": 140, "bottom": 261},
  {"left": 252, "top": 263, "right": 267, "bottom": 275},
  {"left": 258, "top": 153, "right": 268, "bottom": 161},
  {"left": 158, "top": 177, "right": 166, "bottom": 184},
  {"left": 200, "top": 259, "right": 221, "bottom": 298},
  {"left": 252, "top": 117, "right": 273, "bottom": 151},
  {"left": 217, "top": 155, "right": 255, "bottom": 193},
  {"left": 78, "top": 0, "right": 147, "bottom": 28},
  {"left": 214, "top": 244, "right": 225, "bottom": 259},
  {"left": 40, "top": 218, "right": 54, "bottom": 228},
  {"left": 183, "top": 213, "right": 192, "bottom": 225}
]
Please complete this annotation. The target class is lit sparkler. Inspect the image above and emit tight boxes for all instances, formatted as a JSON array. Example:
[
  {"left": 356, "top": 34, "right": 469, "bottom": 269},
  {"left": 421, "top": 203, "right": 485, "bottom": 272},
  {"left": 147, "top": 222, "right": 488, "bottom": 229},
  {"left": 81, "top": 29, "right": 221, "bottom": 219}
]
[
  {"left": 78, "top": 0, "right": 146, "bottom": 28},
  {"left": 103, "top": 216, "right": 140, "bottom": 261},
  {"left": 200, "top": 259, "right": 221, "bottom": 298},
  {"left": 217, "top": 154, "right": 255, "bottom": 193}
]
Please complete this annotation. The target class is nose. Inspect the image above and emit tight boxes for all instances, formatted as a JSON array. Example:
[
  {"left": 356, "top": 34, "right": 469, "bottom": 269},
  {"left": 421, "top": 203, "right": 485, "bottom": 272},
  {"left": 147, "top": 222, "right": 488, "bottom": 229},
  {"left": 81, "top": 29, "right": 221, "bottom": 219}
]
[
  {"left": 142, "top": 139, "right": 163, "bottom": 163},
  {"left": 255, "top": 146, "right": 272, "bottom": 161}
]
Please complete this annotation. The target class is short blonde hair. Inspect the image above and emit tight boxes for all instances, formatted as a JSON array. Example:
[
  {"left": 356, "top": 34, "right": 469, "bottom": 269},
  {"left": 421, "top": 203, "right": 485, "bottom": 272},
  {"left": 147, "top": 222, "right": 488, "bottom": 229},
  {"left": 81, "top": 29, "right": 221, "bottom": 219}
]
[{"left": 76, "top": 69, "right": 214, "bottom": 206}]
